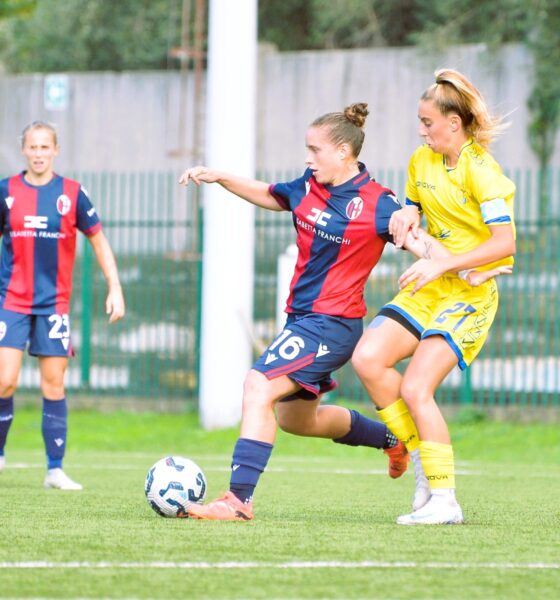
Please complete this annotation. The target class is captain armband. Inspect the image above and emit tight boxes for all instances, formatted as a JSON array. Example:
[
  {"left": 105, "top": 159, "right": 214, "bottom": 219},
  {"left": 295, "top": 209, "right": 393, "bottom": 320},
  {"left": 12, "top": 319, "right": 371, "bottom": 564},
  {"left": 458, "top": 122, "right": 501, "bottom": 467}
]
[{"left": 480, "top": 198, "right": 511, "bottom": 225}]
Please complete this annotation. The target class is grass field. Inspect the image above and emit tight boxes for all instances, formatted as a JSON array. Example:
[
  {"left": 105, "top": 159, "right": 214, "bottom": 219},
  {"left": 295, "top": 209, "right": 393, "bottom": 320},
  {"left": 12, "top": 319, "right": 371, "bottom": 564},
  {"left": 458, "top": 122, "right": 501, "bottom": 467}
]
[{"left": 0, "top": 407, "right": 559, "bottom": 599}]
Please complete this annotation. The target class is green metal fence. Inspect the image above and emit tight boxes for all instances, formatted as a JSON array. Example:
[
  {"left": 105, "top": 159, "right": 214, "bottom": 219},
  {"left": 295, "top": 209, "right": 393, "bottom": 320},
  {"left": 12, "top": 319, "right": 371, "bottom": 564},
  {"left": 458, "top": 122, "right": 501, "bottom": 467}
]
[
  {"left": 15, "top": 168, "right": 559, "bottom": 408},
  {"left": 19, "top": 172, "right": 202, "bottom": 409},
  {"left": 255, "top": 167, "right": 560, "bottom": 407}
]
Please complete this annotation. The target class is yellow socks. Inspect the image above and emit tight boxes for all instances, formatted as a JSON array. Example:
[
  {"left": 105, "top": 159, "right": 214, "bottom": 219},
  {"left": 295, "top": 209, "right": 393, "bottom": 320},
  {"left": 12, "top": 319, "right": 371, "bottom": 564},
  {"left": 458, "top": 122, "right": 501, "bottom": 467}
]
[
  {"left": 419, "top": 440, "right": 455, "bottom": 490},
  {"left": 377, "top": 399, "right": 419, "bottom": 452},
  {"left": 378, "top": 401, "right": 456, "bottom": 494}
]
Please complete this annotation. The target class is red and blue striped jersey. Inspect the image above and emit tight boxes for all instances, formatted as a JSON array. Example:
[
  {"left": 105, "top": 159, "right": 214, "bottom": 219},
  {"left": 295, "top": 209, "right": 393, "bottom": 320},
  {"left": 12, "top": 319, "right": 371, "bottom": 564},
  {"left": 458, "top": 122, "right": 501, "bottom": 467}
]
[
  {"left": 269, "top": 164, "right": 401, "bottom": 318},
  {"left": 0, "top": 172, "right": 102, "bottom": 315}
]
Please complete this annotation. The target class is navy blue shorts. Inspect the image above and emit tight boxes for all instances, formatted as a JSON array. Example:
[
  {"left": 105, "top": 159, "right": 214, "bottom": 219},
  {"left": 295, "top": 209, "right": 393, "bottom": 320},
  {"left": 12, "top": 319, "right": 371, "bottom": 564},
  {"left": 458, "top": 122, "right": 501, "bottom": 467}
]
[
  {"left": 252, "top": 312, "right": 363, "bottom": 400},
  {"left": 0, "top": 308, "right": 74, "bottom": 357}
]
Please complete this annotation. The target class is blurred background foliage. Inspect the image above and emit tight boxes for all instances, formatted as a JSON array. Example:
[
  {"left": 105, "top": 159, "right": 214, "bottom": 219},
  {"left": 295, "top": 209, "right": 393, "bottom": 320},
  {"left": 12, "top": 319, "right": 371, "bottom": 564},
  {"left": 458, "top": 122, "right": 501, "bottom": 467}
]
[{"left": 0, "top": 0, "right": 557, "bottom": 168}]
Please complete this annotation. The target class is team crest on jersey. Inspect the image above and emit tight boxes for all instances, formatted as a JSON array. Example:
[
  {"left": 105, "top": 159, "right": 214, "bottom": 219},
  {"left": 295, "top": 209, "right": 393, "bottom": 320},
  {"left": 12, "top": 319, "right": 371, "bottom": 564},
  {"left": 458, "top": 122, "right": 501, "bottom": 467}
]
[
  {"left": 0, "top": 321, "right": 6, "bottom": 341},
  {"left": 56, "top": 195, "right": 72, "bottom": 215},
  {"left": 5, "top": 196, "right": 14, "bottom": 209},
  {"left": 345, "top": 197, "right": 363, "bottom": 220}
]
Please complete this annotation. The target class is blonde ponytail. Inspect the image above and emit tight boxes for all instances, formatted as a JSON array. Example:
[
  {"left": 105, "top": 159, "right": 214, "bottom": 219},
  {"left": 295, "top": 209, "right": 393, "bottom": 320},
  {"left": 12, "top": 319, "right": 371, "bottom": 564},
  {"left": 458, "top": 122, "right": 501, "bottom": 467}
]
[{"left": 422, "top": 68, "right": 507, "bottom": 148}]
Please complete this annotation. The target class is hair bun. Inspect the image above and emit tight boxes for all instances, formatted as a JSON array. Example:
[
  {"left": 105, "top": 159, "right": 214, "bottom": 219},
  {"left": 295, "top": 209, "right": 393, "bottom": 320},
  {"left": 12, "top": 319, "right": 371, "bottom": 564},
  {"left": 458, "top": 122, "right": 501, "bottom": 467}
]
[{"left": 344, "top": 103, "right": 369, "bottom": 129}]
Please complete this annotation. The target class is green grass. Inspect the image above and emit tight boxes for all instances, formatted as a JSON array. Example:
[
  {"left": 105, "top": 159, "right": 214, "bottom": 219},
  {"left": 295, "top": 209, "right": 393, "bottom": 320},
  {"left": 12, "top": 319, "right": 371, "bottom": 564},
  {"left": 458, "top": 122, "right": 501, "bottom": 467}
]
[{"left": 1, "top": 408, "right": 559, "bottom": 599}]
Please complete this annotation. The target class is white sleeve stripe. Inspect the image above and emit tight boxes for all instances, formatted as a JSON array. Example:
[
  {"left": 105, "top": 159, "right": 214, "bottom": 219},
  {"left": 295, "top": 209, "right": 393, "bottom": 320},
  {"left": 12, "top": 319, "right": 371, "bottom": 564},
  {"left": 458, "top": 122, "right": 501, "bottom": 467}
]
[{"left": 480, "top": 198, "right": 510, "bottom": 224}]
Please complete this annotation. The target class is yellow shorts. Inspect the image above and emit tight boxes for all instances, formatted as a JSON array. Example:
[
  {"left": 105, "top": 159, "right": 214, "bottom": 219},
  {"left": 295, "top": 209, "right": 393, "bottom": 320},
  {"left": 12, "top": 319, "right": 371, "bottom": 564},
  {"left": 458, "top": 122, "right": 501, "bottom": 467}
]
[{"left": 376, "top": 274, "right": 499, "bottom": 370}]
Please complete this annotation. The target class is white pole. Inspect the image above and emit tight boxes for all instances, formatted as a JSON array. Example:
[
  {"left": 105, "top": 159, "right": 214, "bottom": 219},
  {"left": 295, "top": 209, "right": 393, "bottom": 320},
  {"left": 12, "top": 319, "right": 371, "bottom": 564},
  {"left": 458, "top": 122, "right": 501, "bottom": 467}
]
[
  {"left": 199, "top": 0, "right": 257, "bottom": 429},
  {"left": 276, "top": 244, "right": 298, "bottom": 333}
]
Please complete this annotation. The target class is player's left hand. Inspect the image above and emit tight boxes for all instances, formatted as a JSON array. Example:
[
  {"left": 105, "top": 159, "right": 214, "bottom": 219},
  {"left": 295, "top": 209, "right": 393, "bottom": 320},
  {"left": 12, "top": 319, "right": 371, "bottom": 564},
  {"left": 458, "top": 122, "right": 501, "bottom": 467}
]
[
  {"left": 398, "top": 258, "right": 447, "bottom": 294},
  {"left": 106, "top": 285, "right": 125, "bottom": 323},
  {"left": 389, "top": 205, "right": 420, "bottom": 248}
]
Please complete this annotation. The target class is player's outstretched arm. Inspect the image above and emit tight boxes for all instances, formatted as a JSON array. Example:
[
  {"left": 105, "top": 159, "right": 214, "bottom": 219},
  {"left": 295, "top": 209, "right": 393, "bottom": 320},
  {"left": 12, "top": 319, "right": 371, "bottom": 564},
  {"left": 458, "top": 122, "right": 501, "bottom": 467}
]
[
  {"left": 179, "top": 165, "right": 283, "bottom": 211},
  {"left": 88, "top": 231, "right": 126, "bottom": 323}
]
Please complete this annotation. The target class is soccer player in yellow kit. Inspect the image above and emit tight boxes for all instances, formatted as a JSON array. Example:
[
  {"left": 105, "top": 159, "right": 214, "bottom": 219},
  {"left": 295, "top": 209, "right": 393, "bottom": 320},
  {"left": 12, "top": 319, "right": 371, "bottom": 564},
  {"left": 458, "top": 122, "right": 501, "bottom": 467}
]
[{"left": 352, "top": 68, "right": 516, "bottom": 525}]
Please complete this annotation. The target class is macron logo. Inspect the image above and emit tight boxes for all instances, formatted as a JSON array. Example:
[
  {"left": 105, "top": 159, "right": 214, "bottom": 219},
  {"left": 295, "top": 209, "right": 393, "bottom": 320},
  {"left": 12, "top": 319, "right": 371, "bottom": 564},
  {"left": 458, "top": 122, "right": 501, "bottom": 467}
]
[
  {"left": 24, "top": 215, "right": 48, "bottom": 229},
  {"left": 54, "top": 438, "right": 65, "bottom": 447},
  {"left": 87, "top": 207, "right": 96, "bottom": 217},
  {"left": 5, "top": 196, "right": 14, "bottom": 209},
  {"left": 316, "top": 344, "right": 330, "bottom": 358},
  {"left": 265, "top": 352, "right": 277, "bottom": 365}
]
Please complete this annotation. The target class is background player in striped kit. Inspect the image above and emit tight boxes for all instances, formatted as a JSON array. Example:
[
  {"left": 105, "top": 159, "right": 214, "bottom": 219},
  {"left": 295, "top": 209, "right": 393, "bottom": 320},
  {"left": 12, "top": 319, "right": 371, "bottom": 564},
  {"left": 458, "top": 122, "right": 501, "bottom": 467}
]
[
  {"left": 352, "top": 69, "right": 516, "bottom": 525},
  {"left": 179, "top": 103, "right": 500, "bottom": 521},
  {"left": 0, "top": 121, "right": 125, "bottom": 489}
]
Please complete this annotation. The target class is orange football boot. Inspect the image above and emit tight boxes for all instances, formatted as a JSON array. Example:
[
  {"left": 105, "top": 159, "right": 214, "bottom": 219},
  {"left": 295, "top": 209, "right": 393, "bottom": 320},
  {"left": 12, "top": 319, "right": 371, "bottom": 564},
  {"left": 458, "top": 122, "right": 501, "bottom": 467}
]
[
  {"left": 187, "top": 491, "right": 254, "bottom": 521},
  {"left": 383, "top": 440, "right": 409, "bottom": 478}
]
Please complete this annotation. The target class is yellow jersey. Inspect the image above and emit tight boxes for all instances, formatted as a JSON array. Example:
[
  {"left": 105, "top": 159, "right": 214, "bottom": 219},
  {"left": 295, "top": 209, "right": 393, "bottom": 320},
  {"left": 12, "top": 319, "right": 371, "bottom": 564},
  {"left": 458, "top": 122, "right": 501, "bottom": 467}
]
[{"left": 405, "top": 139, "right": 515, "bottom": 270}]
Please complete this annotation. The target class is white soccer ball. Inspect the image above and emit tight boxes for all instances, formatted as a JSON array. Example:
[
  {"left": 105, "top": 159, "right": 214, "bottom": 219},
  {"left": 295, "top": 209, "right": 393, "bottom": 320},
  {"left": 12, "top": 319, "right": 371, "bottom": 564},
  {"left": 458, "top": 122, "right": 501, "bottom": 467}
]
[{"left": 145, "top": 456, "right": 207, "bottom": 518}]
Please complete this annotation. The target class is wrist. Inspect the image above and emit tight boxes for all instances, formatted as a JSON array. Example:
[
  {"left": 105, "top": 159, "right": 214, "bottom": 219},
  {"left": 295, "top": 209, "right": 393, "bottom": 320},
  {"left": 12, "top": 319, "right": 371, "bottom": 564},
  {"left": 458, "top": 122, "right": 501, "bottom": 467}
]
[{"left": 458, "top": 269, "right": 474, "bottom": 281}]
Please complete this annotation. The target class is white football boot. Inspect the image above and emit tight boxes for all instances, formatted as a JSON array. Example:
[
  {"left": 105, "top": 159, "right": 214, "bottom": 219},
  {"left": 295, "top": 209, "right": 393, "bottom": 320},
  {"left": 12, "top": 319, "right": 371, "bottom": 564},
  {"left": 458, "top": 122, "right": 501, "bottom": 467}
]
[
  {"left": 410, "top": 449, "right": 431, "bottom": 511},
  {"left": 0, "top": 455, "right": 5, "bottom": 472},
  {"left": 44, "top": 468, "right": 83, "bottom": 490},
  {"left": 397, "top": 490, "right": 464, "bottom": 525}
]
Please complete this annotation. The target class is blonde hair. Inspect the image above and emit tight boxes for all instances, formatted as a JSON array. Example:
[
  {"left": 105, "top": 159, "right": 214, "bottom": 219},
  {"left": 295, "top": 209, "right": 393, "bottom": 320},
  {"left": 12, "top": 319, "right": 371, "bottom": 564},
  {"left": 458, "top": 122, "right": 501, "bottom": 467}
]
[
  {"left": 422, "top": 69, "right": 506, "bottom": 148},
  {"left": 21, "top": 121, "right": 58, "bottom": 147},
  {"left": 311, "top": 102, "right": 369, "bottom": 157}
]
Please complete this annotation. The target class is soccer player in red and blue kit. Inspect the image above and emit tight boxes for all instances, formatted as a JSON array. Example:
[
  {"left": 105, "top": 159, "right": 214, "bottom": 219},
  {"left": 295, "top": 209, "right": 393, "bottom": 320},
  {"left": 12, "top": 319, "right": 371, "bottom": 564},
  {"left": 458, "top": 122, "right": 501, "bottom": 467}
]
[
  {"left": 179, "top": 103, "right": 472, "bottom": 521},
  {"left": 0, "top": 121, "right": 125, "bottom": 489}
]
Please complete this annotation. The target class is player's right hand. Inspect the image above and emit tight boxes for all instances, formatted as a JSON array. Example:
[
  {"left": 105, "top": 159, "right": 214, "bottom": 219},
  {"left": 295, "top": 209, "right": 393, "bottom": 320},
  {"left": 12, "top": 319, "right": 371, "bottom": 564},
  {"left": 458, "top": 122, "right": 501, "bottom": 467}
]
[
  {"left": 179, "top": 165, "right": 219, "bottom": 186},
  {"left": 390, "top": 205, "right": 420, "bottom": 248}
]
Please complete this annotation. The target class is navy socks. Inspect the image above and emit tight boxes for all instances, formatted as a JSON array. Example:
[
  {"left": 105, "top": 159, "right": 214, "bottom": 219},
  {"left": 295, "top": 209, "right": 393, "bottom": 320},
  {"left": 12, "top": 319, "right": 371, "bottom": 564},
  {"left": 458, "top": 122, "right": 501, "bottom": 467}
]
[
  {"left": 41, "top": 398, "right": 68, "bottom": 469},
  {"left": 0, "top": 396, "right": 14, "bottom": 455},
  {"left": 333, "top": 408, "right": 396, "bottom": 449},
  {"left": 230, "top": 438, "right": 273, "bottom": 503}
]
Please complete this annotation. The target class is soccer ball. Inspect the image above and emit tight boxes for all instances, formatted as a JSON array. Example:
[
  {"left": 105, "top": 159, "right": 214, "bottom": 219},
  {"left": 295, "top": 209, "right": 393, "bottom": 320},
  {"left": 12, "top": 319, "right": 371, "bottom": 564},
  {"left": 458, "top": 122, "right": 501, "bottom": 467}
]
[{"left": 145, "top": 456, "right": 207, "bottom": 518}]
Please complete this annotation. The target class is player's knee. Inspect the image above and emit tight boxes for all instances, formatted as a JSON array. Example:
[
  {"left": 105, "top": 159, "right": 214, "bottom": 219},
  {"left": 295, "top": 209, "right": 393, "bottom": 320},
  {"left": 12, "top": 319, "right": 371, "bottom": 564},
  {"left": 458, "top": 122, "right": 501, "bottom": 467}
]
[
  {"left": 400, "top": 378, "right": 431, "bottom": 409},
  {"left": 241, "top": 371, "right": 274, "bottom": 412},
  {"left": 243, "top": 370, "right": 266, "bottom": 399},
  {"left": 277, "top": 410, "right": 305, "bottom": 435},
  {"left": 277, "top": 416, "right": 296, "bottom": 434},
  {"left": 351, "top": 343, "right": 385, "bottom": 381},
  {"left": 0, "top": 375, "right": 18, "bottom": 397},
  {"left": 40, "top": 378, "right": 65, "bottom": 400}
]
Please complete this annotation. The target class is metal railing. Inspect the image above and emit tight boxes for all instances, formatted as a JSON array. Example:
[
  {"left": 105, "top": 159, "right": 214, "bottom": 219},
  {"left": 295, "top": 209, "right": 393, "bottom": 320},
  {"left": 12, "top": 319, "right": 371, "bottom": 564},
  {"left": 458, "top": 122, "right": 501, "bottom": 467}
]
[{"left": 13, "top": 168, "right": 559, "bottom": 408}]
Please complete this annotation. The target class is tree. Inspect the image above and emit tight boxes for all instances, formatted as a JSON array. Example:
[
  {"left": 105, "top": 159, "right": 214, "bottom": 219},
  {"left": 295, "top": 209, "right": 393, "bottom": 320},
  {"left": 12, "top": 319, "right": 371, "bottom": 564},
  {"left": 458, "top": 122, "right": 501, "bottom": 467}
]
[
  {"left": 525, "top": 1, "right": 560, "bottom": 220},
  {"left": 0, "top": 0, "right": 36, "bottom": 19},
  {"left": 258, "top": 0, "right": 423, "bottom": 50},
  {"left": 406, "top": 0, "right": 560, "bottom": 202},
  {"left": 2, "top": 0, "right": 558, "bottom": 188},
  {"left": 0, "top": 0, "right": 180, "bottom": 72}
]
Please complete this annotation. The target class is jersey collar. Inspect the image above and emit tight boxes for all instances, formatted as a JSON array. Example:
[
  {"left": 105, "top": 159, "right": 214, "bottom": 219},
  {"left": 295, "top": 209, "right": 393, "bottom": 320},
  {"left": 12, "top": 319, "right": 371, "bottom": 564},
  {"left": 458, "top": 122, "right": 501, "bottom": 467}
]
[
  {"left": 323, "top": 162, "right": 370, "bottom": 193},
  {"left": 19, "top": 170, "right": 60, "bottom": 189},
  {"left": 443, "top": 138, "right": 474, "bottom": 172}
]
